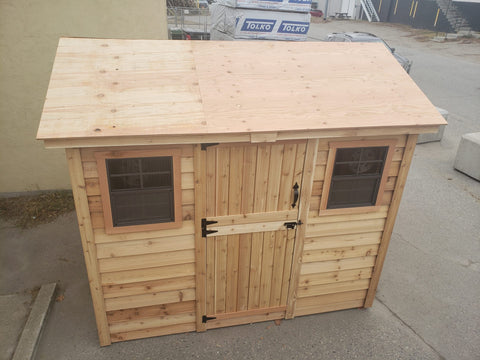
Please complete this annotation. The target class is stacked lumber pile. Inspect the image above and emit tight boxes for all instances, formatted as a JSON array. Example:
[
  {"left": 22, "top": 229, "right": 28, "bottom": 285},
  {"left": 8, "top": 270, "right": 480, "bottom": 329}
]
[{"left": 210, "top": 0, "right": 312, "bottom": 40}]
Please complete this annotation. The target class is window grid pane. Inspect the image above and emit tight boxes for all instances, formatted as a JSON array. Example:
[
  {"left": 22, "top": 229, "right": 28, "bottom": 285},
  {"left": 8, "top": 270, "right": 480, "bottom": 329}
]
[
  {"left": 106, "top": 156, "right": 175, "bottom": 227},
  {"left": 327, "top": 146, "right": 388, "bottom": 209}
]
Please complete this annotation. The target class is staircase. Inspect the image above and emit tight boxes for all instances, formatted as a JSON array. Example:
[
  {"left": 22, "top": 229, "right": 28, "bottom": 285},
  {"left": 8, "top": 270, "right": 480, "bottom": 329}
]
[
  {"left": 360, "top": 0, "right": 380, "bottom": 22},
  {"left": 435, "top": 0, "right": 472, "bottom": 33}
]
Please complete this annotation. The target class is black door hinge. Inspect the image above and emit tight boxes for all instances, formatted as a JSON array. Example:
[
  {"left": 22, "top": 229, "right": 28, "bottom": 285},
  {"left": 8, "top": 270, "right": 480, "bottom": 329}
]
[
  {"left": 202, "top": 315, "right": 216, "bottom": 323},
  {"left": 284, "top": 220, "right": 302, "bottom": 229},
  {"left": 202, "top": 218, "right": 218, "bottom": 237},
  {"left": 201, "top": 143, "right": 219, "bottom": 150}
]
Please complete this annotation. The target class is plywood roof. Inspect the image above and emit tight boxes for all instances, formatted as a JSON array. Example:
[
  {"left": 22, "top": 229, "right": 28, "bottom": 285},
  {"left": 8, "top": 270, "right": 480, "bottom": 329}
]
[{"left": 38, "top": 38, "right": 446, "bottom": 147}]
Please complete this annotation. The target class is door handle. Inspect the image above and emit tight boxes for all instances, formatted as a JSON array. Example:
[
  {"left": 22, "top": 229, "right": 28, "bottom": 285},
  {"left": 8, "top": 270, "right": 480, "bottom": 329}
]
[{"left": 291, "top": 182, "right": 299, "bottom": 208}]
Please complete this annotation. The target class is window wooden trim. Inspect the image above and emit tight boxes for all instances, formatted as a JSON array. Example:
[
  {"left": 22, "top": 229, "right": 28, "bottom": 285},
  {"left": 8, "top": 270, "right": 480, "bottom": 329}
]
[
  {"left": 95, "top": 149, "right": 182, "bottom": 234},
  {"left": 319, "top": 139, "right": 397, "bottom": 215}
]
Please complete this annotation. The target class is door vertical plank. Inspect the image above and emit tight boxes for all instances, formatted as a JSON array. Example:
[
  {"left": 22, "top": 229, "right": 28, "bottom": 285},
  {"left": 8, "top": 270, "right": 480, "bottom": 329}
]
[
  {"left": 194, "top": 145, "right": 207, "bottom": 331},
  {"left": 228, "top": 146, "right": 244, "bottom": 213},
  {"left": 226, "top": 234, "right": 240, "bottom": 312},
  {"left": 259, "top": 230, "right": 276, "bottom": 308},
  {"left": 271, "top": 143, "right": 298, "bottom": 306},
  {"left": 205, "top": 147, "right": 216, "bottom": 316},
  {"left": 259, "top": 144, "right": 284, "bottom": 308},
  {"left": 241, "top": 145, "right": 257, "bottom": 214},
  {"left": 286, "top": 139, "right": 318, "bottom": 318},
  {"left": 248, "top": 145, "right": 271, "bottom": 309},
  {"left": 293, "top": 143, "right": 307, "bottom": 190},
  {"left": 280, "top": 228, "right": 296, "bottom": 305},
  {"left": 265, "top": 144, "right": 284, "bottom": 211},
  {"left": 236, "top": 233, "right": 252, "bottom": 311},
  {"left": 206, "top": 239, "right": 216, "bottom": 316},
  {"left": 277, "top": 143, "right": 297, "bottom": 212},
  {"left": 216, "top": 147, "right": 230, "bottom": 216},
  {"left": 253, "top": 144, "right": 270, "bottom": 214},
  {"left": 206, "top": 147, "right": 216, "bottom": 218},
  {"left": 248, "top": 232, "right": 264, "bottom": 309},
  {"left": 237, "top": 146, "right": 256, "bottom": 310},
  {"left": 225, "top": 147, "right": 243, "bottom": 312},
  {"left": 270, "top": 230, "right": 287, "bottom": 306},
  {"left": 215, "top": 148, "right": 230, "bottom": 314}
]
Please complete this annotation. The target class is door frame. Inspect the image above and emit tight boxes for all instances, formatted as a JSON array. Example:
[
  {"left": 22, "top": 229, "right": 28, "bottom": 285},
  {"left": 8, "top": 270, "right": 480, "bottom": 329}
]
[{"left": 193, "top": 139, "right": 319, "bottom": 331}]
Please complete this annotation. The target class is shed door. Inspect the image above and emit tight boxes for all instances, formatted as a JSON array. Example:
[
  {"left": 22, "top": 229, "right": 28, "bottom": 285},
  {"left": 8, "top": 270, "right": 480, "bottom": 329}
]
[{"left": 202, "top": 142, "right": 306, "bottom": 328}]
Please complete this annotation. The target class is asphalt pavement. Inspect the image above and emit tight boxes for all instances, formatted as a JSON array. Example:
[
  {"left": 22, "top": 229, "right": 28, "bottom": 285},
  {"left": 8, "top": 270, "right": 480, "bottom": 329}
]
[{"left": 1, "top": 20, "right": 479, "bottom": 360}]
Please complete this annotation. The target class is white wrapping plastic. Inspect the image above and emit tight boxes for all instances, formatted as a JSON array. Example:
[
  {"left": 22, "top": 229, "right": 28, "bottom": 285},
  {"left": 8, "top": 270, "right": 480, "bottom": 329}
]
[
  {"left": 210, "top": 4, "right": 310, "bottom": 41},
  {"left": 216, "top": 0, "right": 312, "bottom": 13}
]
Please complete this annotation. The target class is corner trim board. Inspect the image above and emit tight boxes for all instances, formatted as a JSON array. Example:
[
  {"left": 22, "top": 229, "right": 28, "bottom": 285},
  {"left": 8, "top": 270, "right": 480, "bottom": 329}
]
[
  {"left": 363, "top": 134, "right": 418, "bottom": 307},
  {"left": 65, "top": 148, "right": 111, "bottom": 346}
]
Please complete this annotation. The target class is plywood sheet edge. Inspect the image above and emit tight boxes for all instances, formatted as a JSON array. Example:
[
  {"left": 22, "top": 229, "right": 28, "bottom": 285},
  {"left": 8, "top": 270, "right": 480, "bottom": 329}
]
[{"left": 41, "top": 125, "right": 442, "bottom": 149}]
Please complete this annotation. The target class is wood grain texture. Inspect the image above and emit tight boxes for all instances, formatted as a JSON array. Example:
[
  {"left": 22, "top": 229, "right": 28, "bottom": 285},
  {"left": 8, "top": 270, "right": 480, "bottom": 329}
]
[
  {"left": 193, "top": 144, "right": 206, "bottom": 331},
  {"left": 286, "top": 139, "right": 318, "bottom": 319},
  {"left": 295, "top": 299, "right": 365, "bottom": 317},
  {"left": 103, "top": 276, "right": 195, "bottom": 299},
  {"left": 105, "top": 289, "right": 196, "bottom": 311},
  {"left": 301, "top": 256, "right": 377, "bottom": 275},
  {"left": 107, "top": 301, "right": 195, "bottom": 324},
  {"left": 93, "top": 221, "right": 195, "bottom": 244},
  {"left": 299, "top": 267, "right": 373, "bottom": 287},
  {"left": 98, "top": 249, "right": 195, "bottom": 273},
  {"left": 364, "top": 134, "right": 418, "bottom": 307},
  {"left": 297, "top": 279, "right": 370, "bottom": 298},
  {"left": 38, "top": 39, "right": 446, "bottom": 148},
  {"left": 302, "top": 244, "right": 379, "bottom": 263},
  {"left": 304, "top": 232, "right": 382, "bottom": 251},
  {"left": 110, "top": 322, "right": 195, "bottom": 342},
  {"left": 101, "top": 263, "right": 195, "bottom": 286},
  {"left": 295, "top": 289, "right": 367, "bottom": 310},
  {"left": 96, "top": 234, "right": 194, "bottom": 259},
  {"left": 109, "top": 313, "right": 195, "bottom": 334},
  {"left": 205, "top": 311, "right": 285, "bottom": 330},
  {"left": 65, "top": 148, "right": 111, "bottom": 346}
]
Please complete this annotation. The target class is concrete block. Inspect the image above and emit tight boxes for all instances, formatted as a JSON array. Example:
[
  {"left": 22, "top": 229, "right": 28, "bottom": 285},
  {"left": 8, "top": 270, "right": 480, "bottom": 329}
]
[
  {"left": 454, "top": 132, "right": 480, "bottom": 181},
  {"left": 12, "top": 283, "right": 56, "bottom": 360},
  {"left": 417, "top": 107, "right": 448, "bottom": 144}
]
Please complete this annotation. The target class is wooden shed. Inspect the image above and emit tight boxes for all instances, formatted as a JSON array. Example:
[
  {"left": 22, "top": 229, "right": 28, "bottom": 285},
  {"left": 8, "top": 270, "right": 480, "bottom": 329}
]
[{"left": 37, "top": 38, "right": 446, "bottom": 345}]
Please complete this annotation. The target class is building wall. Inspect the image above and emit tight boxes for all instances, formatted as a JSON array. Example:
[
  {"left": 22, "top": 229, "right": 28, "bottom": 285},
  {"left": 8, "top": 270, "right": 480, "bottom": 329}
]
[
  {"left": 81, "top": 145, "right": 196, "bottom": 342},
  {"left": 371, "top": 0, "right": 453, "bottom": 32},
  {"left": 294, "top": 134, "right": 408, "bottom": 316},
  {"left": 71, "top": 135, "right": 415, "bottom": 342},
  {"left": 0, "top": 0, "right": 168, "bottom": 193},
  {"left": 455, "top": 1, "right": 480, "bottom": 31}
]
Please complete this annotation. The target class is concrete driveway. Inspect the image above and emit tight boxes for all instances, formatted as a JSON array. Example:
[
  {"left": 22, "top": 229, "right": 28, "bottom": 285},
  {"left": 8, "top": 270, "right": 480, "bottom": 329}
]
[{"left": 1, "top": 20, "right": 479, "bottom": 360}]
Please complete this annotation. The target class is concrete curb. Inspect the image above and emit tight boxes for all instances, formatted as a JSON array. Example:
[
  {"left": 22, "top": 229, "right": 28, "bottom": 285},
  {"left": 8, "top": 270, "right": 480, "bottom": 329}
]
[{"left": 12, "top": 283, "right": 57, "bottom": 360}]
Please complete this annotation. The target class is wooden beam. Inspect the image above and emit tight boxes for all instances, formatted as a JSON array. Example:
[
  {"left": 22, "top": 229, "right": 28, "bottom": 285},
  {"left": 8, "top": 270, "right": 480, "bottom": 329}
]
[
  {"left": 193, "top": 144, "right": 207, "bottom": 331},
  {"left": 65, "top": 148, "right": 111, "bottom": 346},
  {"left": 364, "top": 134, "right": 418, "bottom": 307},
  {"left": 285, "top": 139, "right": 318, "bottom": 318},
  {"left": 42, "top": 126, "right": 441, "bottom": 149}
]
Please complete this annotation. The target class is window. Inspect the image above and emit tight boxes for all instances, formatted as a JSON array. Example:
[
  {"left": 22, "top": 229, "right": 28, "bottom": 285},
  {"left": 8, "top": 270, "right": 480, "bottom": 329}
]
[
  {"left": 320, "top": 140, "right": 396, "bottom": 213},
  {"left": 95, "top": 149, "right": 182, "bottom": 234}
]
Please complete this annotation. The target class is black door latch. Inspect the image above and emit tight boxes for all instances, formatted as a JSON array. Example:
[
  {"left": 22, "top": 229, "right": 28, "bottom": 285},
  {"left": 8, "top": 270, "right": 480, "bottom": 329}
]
[{"left": 292, "top": 182, "right": 299, "bottom": 208}]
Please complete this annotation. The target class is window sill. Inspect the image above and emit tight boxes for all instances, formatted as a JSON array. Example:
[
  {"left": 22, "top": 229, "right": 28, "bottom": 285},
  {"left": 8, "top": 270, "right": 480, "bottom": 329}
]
[{"left": 318, "top": 205, "right": 384, "bottom": 216}]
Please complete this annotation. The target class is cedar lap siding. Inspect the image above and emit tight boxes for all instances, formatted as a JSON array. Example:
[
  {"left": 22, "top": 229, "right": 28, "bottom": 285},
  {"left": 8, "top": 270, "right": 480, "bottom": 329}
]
[{"left": 38, "top": 39, "right": 446, "bottom": 345}]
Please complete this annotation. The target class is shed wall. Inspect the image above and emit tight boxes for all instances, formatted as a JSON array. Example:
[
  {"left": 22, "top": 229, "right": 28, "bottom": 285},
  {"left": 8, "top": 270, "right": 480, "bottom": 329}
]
[
  {"left": 294, "top": 135, "right": 408, "bottom": 316},
  {"left": 72, "top": 135, "right": 414, "bottom": 342},
  {"left": 80, "top": 145, "right": 196, "bottom": 342}
]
